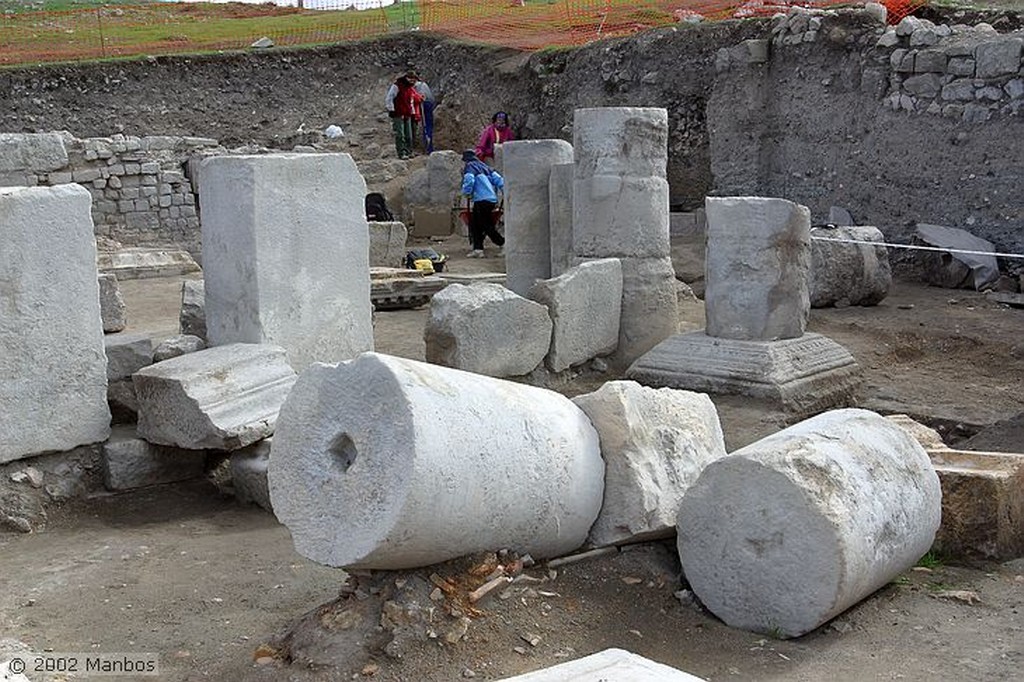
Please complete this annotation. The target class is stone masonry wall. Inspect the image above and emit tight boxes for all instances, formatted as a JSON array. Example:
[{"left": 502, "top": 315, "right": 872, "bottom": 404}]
[{"left": 711, "top": 7, "right": 1024, "bottom": 263}]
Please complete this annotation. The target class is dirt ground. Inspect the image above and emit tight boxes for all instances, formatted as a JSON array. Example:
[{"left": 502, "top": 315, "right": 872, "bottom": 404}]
[{"left": 2, "top": 239, "right": 1023, "bottom": 681}]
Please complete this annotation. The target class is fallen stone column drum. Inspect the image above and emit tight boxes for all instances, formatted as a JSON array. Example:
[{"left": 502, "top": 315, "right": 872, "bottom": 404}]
[
  {"left": 269, "top": 352, "right": 605, "bottom": 569},
  {"left": 676, "top": 408, "right": 941, "bottom": 638}
]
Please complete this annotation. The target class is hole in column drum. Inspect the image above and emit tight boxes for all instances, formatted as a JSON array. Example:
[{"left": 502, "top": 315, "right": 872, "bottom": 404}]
[{"left": 329, "top": 433, "right": 358, "bottom": 473}]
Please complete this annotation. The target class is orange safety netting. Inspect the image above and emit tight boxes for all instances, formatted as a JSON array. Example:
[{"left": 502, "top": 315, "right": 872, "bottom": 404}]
[{"left": 1, "top": 1, "right": 927, "bottom": 67}]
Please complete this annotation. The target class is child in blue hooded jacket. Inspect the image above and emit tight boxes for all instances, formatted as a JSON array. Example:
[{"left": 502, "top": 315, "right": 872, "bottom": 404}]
[{"left": 460, "top": 150, "right": 505, "bottom": 258}]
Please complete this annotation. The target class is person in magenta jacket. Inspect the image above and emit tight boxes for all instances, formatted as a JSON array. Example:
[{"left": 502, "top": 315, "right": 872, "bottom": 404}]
[{"left": 475, "top": 111, "right": 514, "bottom": 164}]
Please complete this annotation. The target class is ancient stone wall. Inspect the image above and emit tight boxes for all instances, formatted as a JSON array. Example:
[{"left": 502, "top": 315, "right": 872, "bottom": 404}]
[{"left": 710, "top": 8, "right": 1023, "bottom": 261}]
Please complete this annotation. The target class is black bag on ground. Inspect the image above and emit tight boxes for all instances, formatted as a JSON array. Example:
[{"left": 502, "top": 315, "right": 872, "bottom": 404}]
[{"left": 365, "top": 192, "right": 394, "bottom": 222}]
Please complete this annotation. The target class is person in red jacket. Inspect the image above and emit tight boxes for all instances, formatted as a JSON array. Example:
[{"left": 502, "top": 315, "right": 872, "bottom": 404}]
[
  {"left": 475, "top": 111, "right": 514, "bottom": 164},
  {"left": 385, "top": 74, "right": 423, "bottom": 160}
]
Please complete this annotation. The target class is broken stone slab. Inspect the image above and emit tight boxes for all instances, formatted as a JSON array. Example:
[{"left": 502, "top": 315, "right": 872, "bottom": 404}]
[
  {"left": 368, "top": 221, "right": 408, "bottom": 267},
  {"left": 612, "top": 256, "right": 681, "bottom": 366},
  {"left": 888, "top": 414, "right": 1024, "bottom": 560},
  {"left": 435, "top": 271, "right": 506, "bottom": 285},
  {"left": 572, "top": 381, "right": 727, "bottom": 547},
  {"left": 98, "top": 273, "right": 127, "bottom": 333},
  {"left": 179, "top": 279, "right": 206, "bottom": 340},
  {"left": 230, "top": 439, "right": 272, "bottom": 512},
  {"left": 548, "top": 163, "right": 574, "bottom": 278},
  {"left": 104, "top": 333, "right": 154, "bottom": 380},
  {"left": 425, "top": 283, "right": 552, "bottom": 378},
  {"left": 268, "top": 352, "right": 604, "bottom": 569},
  {"left": 134, "top": 343, "right": 296, "bottom": 451},
  {"left": 497, "top": 647, "right": 706, "bottom": 681},
  {"left": 810, "top": 225, "right": 891, "bottom": 307},
  {"left": 199, "top": 153, "right": 373, "bottom": 371},
  {"left": 153, "top": 334, "right": 206, "bottom": 363},
  {"left": 914, "top": 223, "right": 998, "bottom": 291},
  {"left": 102, "top": 427, "right": 207, "bottom": 491},
  {"left": 370, "top": 268, "right": 447, "bottom": 311},
  {"left": 1, "top": 184, "right": 110, "bottom": 464},
  {"left": 627, "top": 331, "right": 861, "bottom": 416},
  {"left": 96, "top": 247, "right": 201, "bottom": 280},
  {"left": 528, "top": 258, "right": 622, "bottom": 372},
  {"left": 503, "top": 139, "right": 575, "bottom": 296},
  {"left": 108, "top": 379, "right": 139, "bottom": 425},
  {"left": 705, "top": 197, "right": 811, "bottom": 341},
  {"left": 827, "top": 205, "right": 855, "bottom": 226},
  {"left": 677, "top": 408, "right": 942, "bottom": 638}
]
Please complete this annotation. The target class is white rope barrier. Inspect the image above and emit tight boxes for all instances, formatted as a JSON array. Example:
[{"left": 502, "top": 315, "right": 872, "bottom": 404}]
[{"left": 810, "top": 235, "right": 1024, "bottom": 261}]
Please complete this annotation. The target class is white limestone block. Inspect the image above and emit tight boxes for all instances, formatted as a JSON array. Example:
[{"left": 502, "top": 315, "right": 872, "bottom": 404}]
[
  {"left": 199, "top": 153, "right": 373, "bottom": 371},
  {"left": 179, "top": 279, "right": 205, "bottom": 340},
  {"left": 268, "top": 352, "right": 604, "bottom": 569},
  {"left": 424, "top": 283, "right": 552, "bottom": 377},
  {"left": 676, "top": 408, "right": 942, "bottom": 638},
  {"left": 498, "top": 648, "right": 706, "bottom": 681},
  {"left": 103, "top": 429, "right": 207, "bottom": 490},
  {"left": 104, "top": 333, "right": 154, "bottom": 380},
  {"left": 0, "top": 184, "right": 110, "bottom": 463},
  {"left": 0, "top": 132, "right": 69, "bottom": 185},
  {"left": 529, "top": 258, "right": 622, "bottom": 372},
  {"left": 503, "top": 139, "right": 574, "bottom": 296},
  {"left": 133, "top": 343, "right": 296, "bottom": 451},
  {"left": 573, "top": 381, "right": 727, "bottom": 547},
  {"left": 98, "top": 273, "right": 127, "bottom": 333},
  {"left": 616, "top": 256, "right": 680, "bottom": 365},
  {"left": 153, "top": 334, "right": 206, "bottom": 362},
  {"left": 231, "top": 439, "right": 272, "bottom": 511},
  {"left": 548, "top": 163, "right": 575, "bottom": 277},
  {"left": 704, "top": 196, "right": 811, "bottom": 341},
  {"left": 368, "top": 220, "right": 408, "bottom": 267}
]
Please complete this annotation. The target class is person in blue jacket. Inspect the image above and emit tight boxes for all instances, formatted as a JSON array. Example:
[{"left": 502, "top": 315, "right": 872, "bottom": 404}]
[{"left": 460, "top": 149, "right": 505, "bottom": 258}]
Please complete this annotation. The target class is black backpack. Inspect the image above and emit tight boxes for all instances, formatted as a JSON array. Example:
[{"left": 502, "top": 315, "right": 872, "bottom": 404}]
[{"left": 365, "top": 192, "right": 394, "bottom": 222}]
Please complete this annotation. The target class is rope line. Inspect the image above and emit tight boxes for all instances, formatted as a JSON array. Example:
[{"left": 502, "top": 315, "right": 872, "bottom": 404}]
[{"left": 810, "top": 236, "right": 1024, "bottom": 261}]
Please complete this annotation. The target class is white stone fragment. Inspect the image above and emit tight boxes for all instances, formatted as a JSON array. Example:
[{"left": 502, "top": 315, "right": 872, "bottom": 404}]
[
  {"left": 102, "top": 428, "right": 207, "bottom": 491},
  {"left": 199, "top": 153, "right": 373, "bottom": 371},
  {"left": 425, "top": 283, "right": 552, "bottom": 377},
  {"left": 503, "top": 139, "right": 574, "bottom": 296},
  {"left": 1, "top": 185, "right": 110, "bottom": 463},
  {"left": 573, "top": 381, "right": 727, "bottom": 547},
  {"left": 368, "top": 220, "right": 408, "bottom": 267},
  {"left": 704, "top": 197, "right": 811, "bottom": 341},
  {"left": 98, "top": 273, "right": 127, "bottom": 333},
  {"left": 268, "top": 353, "right": 604, "bottom": 569},
  {"left": 497, "top": 648, "right": 705, "bottom": 681},
  {"left": 677, "top": 408, "right": 942, "bottom": 638},
  {"left": 134, "top": 343, "right": 296, "bottom": 451},
  {"left": 528, "top": 258, "right": 622, "bottom": 372},
  {"left": 179, "top": 279, "right": 205, "bottom": 340},
  {"left": 153, "top": 334, "right": 206, "bottom": 363}
]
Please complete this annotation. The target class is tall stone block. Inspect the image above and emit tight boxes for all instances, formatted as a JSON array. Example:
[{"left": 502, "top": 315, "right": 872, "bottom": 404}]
[
  {"left": 1, "top": 185, "right": 110, "bottom": 463},
  {"left": 503, "top": 140, "right": 574, "bottom": 296},
  {"left": 572, "top": 108, "right": 677, "bottom": 366},
  {"left": 548, "top": 163, "right": 575, "bottom": 277},
  {"left": 199, "top": 154, "right": 373, "bottom": 371},
  {"left": 704, "top": 197, "right": 811, "bottom": 341}
]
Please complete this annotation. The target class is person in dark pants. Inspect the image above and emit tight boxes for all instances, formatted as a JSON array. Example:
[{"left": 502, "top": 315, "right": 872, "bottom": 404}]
[{"left": 460, "top": 149, "right": 505, "bottom": 258}]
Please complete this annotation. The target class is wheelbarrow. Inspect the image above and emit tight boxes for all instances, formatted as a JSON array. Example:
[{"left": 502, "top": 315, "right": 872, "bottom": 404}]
[{"left": 458, "top": 204, "right": 504, "bottom": 230}]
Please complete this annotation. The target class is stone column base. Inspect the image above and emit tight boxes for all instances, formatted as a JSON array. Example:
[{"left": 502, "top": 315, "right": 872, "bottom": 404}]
[{"left": 626, "top": 331, "right": 861, "bottom": 415}]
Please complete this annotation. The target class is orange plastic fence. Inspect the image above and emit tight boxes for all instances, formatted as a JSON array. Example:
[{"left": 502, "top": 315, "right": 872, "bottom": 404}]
[{"left": 0, "top": 1, "right": 925, "bottom": 67}]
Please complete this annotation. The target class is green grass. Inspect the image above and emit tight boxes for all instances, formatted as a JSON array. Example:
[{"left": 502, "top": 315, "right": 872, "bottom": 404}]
[{"left": 916, "top": 550, "right": 944, "bottom": 569}]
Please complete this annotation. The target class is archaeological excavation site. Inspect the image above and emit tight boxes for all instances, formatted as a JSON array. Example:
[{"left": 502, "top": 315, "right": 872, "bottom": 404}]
[{"left": 1, "top": 2, "right": 1023, "bottom": 680}]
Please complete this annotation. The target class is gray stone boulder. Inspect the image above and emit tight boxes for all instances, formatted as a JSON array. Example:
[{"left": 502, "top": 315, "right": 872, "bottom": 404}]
[
  {"left": 677, "top": 408, "right": 941, "bottom": 638},
  {"left": 425, "top": 283, "right": 552, "bottom": 377},
  {"left": 104, "top": 333, "right": 154, "bottom": 380},
  {"left": 134, "top": 343, "right": 296, "bottom": 450},
  {"left": 809, "top": 225, "right": 891, "bottom": 307},
  {"left": 179, "top": 279, "right": 206, "bottom": 340},
  {"left": 572, "top": 381, "right": 727, "bottom": 547},
  {"left": 528, "top": 258, "right": 622, "bottom": 372},
  {"left": 153, "top": 334, "right": 206, "bottom": 363},
  {"left": 99, "top": 274, "right": 127, "bottom": 333}
]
